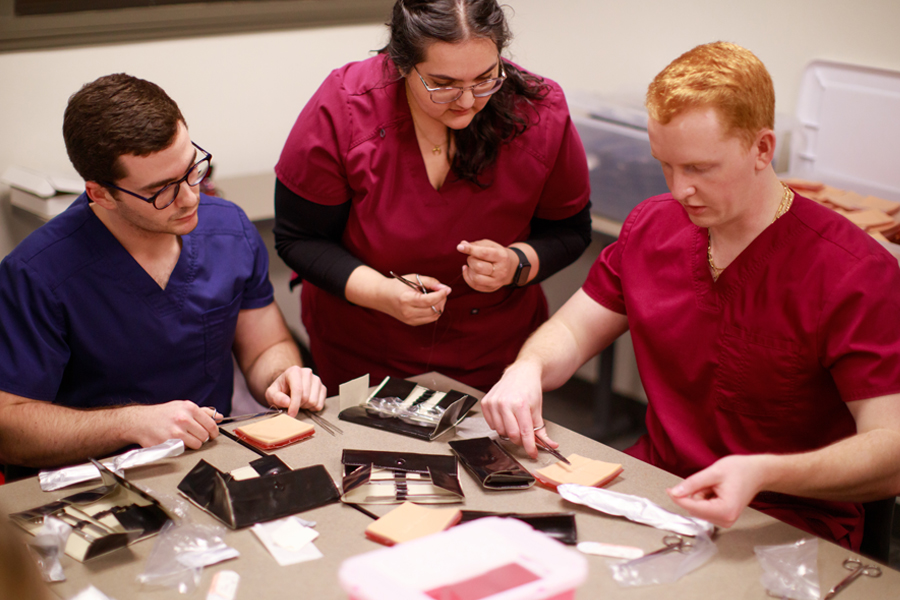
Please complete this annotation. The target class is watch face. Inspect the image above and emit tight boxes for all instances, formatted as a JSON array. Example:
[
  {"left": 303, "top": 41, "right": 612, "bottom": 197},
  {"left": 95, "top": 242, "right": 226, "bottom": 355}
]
[
  {"left": 516, "top": 264, "right": 532, "bottom": 287},
  {"left": 510, "top": 247, "right": 531, "bottom": 287}
]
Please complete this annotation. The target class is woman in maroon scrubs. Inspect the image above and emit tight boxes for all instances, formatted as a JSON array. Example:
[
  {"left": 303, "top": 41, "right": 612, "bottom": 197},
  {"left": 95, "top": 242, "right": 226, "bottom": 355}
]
[{"left": 274, "top": 0, "right": 591, "bottom": 392}]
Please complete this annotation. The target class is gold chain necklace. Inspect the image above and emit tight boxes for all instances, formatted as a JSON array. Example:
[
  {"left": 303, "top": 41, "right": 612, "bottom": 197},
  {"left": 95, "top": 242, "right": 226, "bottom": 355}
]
[
  {"left": 406, "top": 84, "right": 448, "bottom": 155},
  {"left": 707, "top": 182, "right": 795, "bottom": 281}
]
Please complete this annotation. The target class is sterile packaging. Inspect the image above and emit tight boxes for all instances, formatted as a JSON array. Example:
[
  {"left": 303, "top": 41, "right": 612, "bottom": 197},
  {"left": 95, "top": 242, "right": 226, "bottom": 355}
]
[
  {"left": 609, "top": 533, "right": 717, "bottom": 587},
  {"left": 28, "top": 516, "right": 71, "bottom": 582},
  {"left": 137, "top": 520, "right": 239, "bottom": 594},
  {"left": 754, "top": 538, "right": 820, "bottom": 600},
  {"left": 39, "top": 439, "right": 184, "bottom": 491},
  {"left": 557, "top": 483, "right": 715, "bottom": 537}
]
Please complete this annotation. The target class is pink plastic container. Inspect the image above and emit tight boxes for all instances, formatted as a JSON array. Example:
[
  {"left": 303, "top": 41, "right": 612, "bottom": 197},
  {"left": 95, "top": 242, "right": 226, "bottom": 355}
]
[{"left": 339, "top": 517, "right": 588, "bottom": 600}]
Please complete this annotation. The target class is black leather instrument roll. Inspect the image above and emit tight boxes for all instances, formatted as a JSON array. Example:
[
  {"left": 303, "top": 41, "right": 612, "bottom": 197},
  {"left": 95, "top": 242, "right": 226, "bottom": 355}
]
[
  {"left": 177, "top": 459, "right": 340, "bottom": 528},
  {"left": 448, "top": 437, "right": 535, "bottom": 490}
]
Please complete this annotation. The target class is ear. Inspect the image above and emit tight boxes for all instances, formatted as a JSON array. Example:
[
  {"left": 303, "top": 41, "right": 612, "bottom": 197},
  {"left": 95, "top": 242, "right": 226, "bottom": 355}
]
[
  {"left": 753, "top": 128, "right": 777, "bottom": 171},
  {"left": 84, "top": 181, "right": 116, "bottom": 210}
]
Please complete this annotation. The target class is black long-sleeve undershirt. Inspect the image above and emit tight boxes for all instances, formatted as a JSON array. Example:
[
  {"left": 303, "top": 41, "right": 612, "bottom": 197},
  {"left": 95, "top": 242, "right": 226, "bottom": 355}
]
[{"left": 273, "top": 178, "right": 592, "bottom": 299}]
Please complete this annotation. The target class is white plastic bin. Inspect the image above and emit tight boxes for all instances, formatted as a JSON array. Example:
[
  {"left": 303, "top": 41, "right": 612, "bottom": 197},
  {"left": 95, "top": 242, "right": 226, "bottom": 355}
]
[
  {"left": 789, "top": 60, "right": 900, "bottom": 202},
  {"left": 788, "top": 59, "right": 900, "bottom": 260},
  {"left": 338, "top": 517, "right": 588, "bottom": 600}
]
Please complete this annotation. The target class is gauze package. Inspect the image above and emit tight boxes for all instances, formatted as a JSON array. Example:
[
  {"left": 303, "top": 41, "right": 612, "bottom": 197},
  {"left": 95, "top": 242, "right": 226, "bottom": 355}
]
[{"left": 557, "top": 484, "right": 715, "bottom": 537}]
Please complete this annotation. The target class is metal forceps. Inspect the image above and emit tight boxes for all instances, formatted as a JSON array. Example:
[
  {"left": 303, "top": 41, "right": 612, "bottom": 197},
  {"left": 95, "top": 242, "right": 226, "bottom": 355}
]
[
  {"left": 301, "top": 409, "right": 343, "bottom": 436},
  {"left": 624, "top": 534, "right": 694, "bottom": 566},
  {"left": 216, "top": 408, "right": 282, "bottom": 424},
  {"left": 390, "top": 271, "right": 442, "bottom": 315},
  {"left": 823, "top": 558, "right": 882, "bottom": 599},
  {"left": 390, "top": 271, "right": 427, "bottom": 293}
]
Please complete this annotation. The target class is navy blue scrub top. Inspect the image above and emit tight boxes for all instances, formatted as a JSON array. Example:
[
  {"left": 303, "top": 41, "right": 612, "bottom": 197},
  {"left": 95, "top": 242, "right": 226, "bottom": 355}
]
[{"left": 0, "top": 193, "right": 274, "bottom": 416}]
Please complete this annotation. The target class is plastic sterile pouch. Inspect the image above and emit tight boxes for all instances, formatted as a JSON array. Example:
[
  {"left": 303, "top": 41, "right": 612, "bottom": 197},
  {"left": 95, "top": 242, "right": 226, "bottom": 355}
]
[
  {"left": 557, "top": 483, "right": 715, "bottom": 537},
  {"left": 754, "top": 538, "right": 820, "bottom": 600},
  {"left": 137, "top": 519, "right": 239, "bottom": 594},
  {"left": 609, "top": 532, "right": 717, "bottom": 587},
  {"left": 27, "top": 516, "right": 71, "bottom": 582}
]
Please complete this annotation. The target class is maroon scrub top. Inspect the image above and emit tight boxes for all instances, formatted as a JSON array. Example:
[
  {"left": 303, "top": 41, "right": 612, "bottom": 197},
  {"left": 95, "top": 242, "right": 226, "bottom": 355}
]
[
  {"left": 584, "top": 192, "right": 900, "bottom": 549},
  {"left": 276, "top": 55, "right": 590, "bottom": 391}
]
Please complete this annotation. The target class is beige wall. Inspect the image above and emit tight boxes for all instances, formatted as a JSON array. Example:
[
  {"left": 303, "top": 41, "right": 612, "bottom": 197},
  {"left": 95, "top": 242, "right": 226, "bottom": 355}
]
[{"left": 1, "top": 0, "right": 899, "bottom": 182}]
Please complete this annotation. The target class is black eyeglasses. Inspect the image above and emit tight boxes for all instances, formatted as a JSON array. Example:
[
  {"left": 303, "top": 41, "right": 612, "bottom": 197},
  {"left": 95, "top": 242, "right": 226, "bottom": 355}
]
[
  {"left": 102, "top": 142, "right": 212, "bottom": 210},
  {"left": 414, "top": 59, "right": 507, "bottom": 104}
]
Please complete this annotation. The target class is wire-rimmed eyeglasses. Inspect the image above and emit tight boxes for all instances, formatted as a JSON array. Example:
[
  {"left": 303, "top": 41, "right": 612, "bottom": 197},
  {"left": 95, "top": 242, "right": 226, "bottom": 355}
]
[
  {"left": 101, "top": 142, "right": 212, "bottom": 210},
  {"left": 414, "top": 59, "right": 507, "bottom": 104}
]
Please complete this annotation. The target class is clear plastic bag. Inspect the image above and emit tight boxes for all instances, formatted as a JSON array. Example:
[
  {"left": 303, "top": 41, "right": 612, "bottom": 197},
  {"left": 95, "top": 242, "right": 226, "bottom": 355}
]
[
  {"left": 69, "top": 585, "right": 117, "bottom": 600},
  {"left": 609, "top": 533, "right": 717, "bottom": 587},
  {"left": 366, "top": 395, "right": 446, "bottom": 426},
  {"left": 27, "top": 516, "right": 71, "bottom": 582},
  {"left": 754, "top": 538, "right": 820, "bottom": 600},
  {"left": 137, "top": 520, "right": 239, "bottom": 594},
  {"left": 153, "top": 491, "right": 193, "bottom": 523}
]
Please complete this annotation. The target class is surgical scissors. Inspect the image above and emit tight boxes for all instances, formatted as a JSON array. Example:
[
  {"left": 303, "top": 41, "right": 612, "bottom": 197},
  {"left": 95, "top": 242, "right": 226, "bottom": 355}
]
[
  {"left": 621, "top": 534, "right": 694, "bottom": 567},
  {"left": 823, "top": 558, "right": 882, "bottom": 599},
  {"left": 533, "top": 432, "right": 571, "bottom": 465}
]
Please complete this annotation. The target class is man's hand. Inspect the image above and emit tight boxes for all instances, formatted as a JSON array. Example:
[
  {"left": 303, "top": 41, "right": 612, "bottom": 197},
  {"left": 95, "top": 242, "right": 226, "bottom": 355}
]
[
  {"left": 480, "top": 360, "right": 557, "bottom": 459},
  {"left": 265, "top": 365, "right": 327, "bottom": 416},
  {"left": 666, "top": 454, "right": 772, "bottom": 528},
  {"left": 457, "top": 240, "right": 519, "bottom": 292},
  {"left": 126, "top": 400, "right": 220, "bottom": 450}
]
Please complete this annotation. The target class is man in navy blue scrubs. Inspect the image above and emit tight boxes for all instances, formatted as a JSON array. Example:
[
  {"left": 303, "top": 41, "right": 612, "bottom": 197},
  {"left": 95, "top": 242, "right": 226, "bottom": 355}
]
[{"left": 0, "top": 74, "right": 325, "bottom": 475}]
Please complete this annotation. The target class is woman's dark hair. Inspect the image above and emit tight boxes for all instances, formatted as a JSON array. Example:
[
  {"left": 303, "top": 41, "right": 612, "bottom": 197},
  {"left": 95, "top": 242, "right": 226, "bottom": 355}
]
[
  {"left": 63, "top": 73, "right": 185, "bottom": 184},
  {"left": 381, "top": 0, "right": 550, "bottom": 185}
]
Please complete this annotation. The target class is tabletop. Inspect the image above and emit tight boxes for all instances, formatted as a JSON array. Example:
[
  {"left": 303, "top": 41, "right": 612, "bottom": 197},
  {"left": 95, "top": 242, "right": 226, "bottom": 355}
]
[{"left": 2, "top": 373, "right": 897, "bottom": 600}]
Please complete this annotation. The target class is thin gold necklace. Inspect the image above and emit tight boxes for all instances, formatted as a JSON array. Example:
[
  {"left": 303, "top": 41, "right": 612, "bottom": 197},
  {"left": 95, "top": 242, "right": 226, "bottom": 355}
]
[
  {"left": 707, "top": 182, "right": 795, "bottom": 281},
  {"left": 406, "top": 84, "right": 448, "bottom": 155}
]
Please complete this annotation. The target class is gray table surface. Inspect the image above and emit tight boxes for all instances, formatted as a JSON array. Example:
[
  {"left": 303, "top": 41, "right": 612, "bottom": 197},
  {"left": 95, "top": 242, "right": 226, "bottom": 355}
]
[{"left": 2, "top": 373, "right": 897, "bottom": 599}]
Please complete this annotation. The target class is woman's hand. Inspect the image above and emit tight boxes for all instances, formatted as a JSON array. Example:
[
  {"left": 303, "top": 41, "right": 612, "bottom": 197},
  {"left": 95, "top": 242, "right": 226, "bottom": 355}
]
[
  {"left": 457, "top": 239, "right": 518, "bottom": 292},
  {"left": 379, "top": 273, "right": 451, "bottom": 326},
  {"left": 345, "top": 266, "right": 450, "bottom": 325}
]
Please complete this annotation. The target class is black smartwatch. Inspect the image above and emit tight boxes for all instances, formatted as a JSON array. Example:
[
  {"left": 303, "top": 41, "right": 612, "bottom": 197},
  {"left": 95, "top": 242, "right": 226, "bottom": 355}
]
[{"left": 509, "top": 247, "right": 531, "bottom": 287}]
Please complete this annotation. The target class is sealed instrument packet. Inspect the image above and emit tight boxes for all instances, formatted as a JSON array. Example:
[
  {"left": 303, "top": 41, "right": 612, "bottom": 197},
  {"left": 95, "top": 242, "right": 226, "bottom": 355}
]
[{"left": 234, "top": 414, "right": 314, "bottom": 450}]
